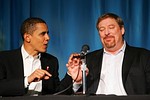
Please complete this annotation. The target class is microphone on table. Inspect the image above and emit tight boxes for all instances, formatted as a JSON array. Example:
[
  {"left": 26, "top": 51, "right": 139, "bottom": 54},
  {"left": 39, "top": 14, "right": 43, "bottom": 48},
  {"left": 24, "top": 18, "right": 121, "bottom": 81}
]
[
  {"left": 53, "top": 44, "right": 90, "bottom": 95},
  {"left": 80, "top": 44, "right": 90, "bottom": 94},
  {"left": 80, "top": 44, "right": 90, "bottom": 58}
]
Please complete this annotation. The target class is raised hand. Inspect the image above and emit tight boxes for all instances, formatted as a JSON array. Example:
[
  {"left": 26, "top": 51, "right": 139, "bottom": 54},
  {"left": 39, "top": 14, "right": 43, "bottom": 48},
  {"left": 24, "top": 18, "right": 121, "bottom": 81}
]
[
  {"left": 66, "top": 53, "right": 89, "bottom": 83},
  {"left": 28, "top": 69, "right": 52, "bottom": 84}
]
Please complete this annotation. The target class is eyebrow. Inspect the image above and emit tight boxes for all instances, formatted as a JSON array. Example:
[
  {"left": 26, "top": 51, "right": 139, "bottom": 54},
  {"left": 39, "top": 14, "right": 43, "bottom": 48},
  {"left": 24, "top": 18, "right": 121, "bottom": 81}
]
[{"left": 40, "top": 31, "right": 49, "bottom": 35}]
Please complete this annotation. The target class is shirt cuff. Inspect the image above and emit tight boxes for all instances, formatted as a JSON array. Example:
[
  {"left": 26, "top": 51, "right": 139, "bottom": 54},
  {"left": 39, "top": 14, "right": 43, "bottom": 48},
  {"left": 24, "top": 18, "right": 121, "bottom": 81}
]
[
  {"left": 24, "top": 76, "right": 29, "bottom": 88},
  {"left": 73, "top": 82, "right": 82, "bottom": 92}
]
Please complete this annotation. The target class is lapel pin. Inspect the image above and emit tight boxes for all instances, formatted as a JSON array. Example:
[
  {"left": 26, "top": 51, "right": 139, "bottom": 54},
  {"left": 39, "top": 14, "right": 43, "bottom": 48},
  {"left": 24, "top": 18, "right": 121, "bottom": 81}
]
[{"left": 46, "top": 66, "right": 49, "bottom": 71}]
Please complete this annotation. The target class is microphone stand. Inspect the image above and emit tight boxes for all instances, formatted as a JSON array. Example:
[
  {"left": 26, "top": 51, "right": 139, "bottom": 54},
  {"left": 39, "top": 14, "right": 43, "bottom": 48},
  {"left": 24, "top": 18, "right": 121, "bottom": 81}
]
[
  {"left": 81, "top": 56, "right": 87, "bottom": 94},
  {"left": 80, "top": 44, "right": 90, "bottom": 94}
]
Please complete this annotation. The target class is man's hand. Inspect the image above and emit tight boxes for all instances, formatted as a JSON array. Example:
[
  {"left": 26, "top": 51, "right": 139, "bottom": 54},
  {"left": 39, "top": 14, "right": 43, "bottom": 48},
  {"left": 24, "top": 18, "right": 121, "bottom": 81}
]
[
  {"left": 66, "top": 53, "right": 89, "bottom": 83},
  {"left": 28, "top": 69, "right": 52, "bottom": 84}
]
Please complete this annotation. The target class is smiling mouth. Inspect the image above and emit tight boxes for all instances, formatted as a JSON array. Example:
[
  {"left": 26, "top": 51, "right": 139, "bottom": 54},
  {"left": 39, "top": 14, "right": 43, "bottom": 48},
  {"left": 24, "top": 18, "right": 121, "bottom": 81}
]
[
  {"left": 104, "top": 37, "right": 111, "bottom": 41},
  {"left": 104, "top": 35, "right": 113, "bottom": 39},
  {"left": 104, "top": 36, "right": 114, "bottom": 40}
]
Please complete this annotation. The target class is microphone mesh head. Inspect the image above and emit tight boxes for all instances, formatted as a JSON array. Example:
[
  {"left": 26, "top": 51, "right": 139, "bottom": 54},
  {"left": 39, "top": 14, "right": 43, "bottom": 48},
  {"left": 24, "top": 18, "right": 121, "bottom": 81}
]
[{"left": 81, "top": 44, "right": 90, "bottom": 52}]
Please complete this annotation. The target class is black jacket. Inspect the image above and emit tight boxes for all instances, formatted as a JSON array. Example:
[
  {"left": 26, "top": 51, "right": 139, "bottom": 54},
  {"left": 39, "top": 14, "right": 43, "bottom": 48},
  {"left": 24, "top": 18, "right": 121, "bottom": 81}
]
[
  {"left": 62, "top": 44, "right": 150, "bottom": 95},
  {"left": 0, "top": 48, "right": 60, "bottom": 96}
]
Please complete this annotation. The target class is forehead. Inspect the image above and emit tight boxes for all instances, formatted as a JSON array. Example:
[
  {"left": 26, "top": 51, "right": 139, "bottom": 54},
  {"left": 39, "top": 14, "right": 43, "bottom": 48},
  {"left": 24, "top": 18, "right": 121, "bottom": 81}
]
[
  {"left": 32, "top": 23, "right": 48, "bottom": 35},
  {"left": 35, "top": 23, "right": 48, "bottom": 29},
  {"left": 98, "top": 18, "right": 118, "bottom": 27}
]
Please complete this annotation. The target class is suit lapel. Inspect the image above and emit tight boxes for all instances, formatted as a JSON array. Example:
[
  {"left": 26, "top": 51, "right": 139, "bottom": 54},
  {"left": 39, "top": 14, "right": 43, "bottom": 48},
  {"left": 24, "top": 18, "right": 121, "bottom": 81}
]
[
  {"left": 122, "top": 45, "right": 134, "bottom": 86},
  {"left": 40, "top": 56, "right": 46, "bottom": 70},
  {"left": 40, "top": 54, "right": 48, "bottom": 71},
  {"left": 13, "top": 48, "right": 24, "bottom": 78},
  {"left": 87, "top": 49, "right": 103, "bottom": 93},
  {"left": 94, "top": 50, "right": 103, "bottom": 80},
  {"left": 93, "top": 50, "right": 103, "bottom": 93},
  {"left": 40, "top": 53, "right": 51, "bottom": 90}
]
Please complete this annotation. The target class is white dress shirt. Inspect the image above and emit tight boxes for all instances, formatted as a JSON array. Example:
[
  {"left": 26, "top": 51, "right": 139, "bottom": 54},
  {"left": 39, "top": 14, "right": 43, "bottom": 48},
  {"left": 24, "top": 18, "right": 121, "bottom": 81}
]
[
  {"left": 21, "top": 45, "right": 42, "bottom": 92},
  {"left": 96, "top": 41, "right": 127, "bottom": 96}
]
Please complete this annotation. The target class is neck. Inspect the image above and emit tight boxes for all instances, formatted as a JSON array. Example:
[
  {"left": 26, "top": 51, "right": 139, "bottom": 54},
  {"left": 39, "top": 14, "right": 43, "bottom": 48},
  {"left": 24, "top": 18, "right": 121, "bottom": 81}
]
[{"left": 23, "top": 43, "right": 39, "bottom": 57}]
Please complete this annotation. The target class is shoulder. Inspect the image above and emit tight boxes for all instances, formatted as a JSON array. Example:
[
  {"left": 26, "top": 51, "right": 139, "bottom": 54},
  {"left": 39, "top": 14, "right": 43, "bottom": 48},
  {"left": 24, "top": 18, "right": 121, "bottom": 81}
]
[
  {"left": 0, "top": 48, "right": 21, "bottom": 57},
  {"left": 125, "top": 45, "right": 150, "bottom": 62},
  {"left": 126, "top": 44, "right": 150, "bottom": 55},
  {"left": 0, "top": 48, "right": 21, "bottom": 64}
]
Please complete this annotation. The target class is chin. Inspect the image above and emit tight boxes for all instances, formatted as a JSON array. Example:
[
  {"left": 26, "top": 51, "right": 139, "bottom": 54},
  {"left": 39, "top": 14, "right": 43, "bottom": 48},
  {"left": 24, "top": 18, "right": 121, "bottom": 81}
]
[{"left": 40, "top": 49, "right": 47, "bottom": 53}]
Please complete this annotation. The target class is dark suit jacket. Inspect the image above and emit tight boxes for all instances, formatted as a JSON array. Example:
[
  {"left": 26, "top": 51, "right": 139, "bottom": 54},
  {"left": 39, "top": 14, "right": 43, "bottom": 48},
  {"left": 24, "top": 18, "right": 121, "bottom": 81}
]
[
  {"left": 62, "top": 44, "right": 150, "bottom": 95},
  {"left": 0, "top": 48, "right": 60, "bottom": 96}
]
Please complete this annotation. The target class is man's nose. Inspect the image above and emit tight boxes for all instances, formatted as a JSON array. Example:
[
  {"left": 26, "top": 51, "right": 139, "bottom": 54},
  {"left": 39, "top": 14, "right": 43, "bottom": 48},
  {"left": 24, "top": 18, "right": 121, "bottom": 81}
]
[
  {"left": 45, "top": 33, "right": 50, "bottom": 40},
  {"left": 105, "top": 29, "right": 110, "bottom": 36}
]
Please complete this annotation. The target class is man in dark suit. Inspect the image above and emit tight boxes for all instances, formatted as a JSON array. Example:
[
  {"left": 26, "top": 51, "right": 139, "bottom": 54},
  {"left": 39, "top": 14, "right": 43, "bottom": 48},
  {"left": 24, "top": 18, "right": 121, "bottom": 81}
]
[
  {"left": 0, "top": 17, "right": 60, "bottom": 96},
  {"left": 65, "top": 13, "right": 150, "bottom": 95}
]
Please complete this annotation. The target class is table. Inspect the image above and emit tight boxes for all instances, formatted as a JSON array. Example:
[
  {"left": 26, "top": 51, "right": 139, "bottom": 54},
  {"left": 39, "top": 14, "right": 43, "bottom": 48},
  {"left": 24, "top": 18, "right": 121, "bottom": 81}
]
[{"left": 1, "top": 95, "right": 150, "bottom": 100}]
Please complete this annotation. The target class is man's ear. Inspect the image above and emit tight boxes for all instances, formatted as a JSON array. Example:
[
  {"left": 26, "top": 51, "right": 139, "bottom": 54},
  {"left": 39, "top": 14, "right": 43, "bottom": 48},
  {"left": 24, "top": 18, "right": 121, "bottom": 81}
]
[
  {"left": 24, "top": 33, "right": 31, "bottom": 43},
  {"left": 121, "top": 27, "right": 125, "bottom": 35}
]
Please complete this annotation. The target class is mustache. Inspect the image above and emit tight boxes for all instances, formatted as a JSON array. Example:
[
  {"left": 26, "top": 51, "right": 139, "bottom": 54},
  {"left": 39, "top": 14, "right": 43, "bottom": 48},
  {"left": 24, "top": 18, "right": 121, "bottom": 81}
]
[{"left": 104, "top": 35, "right": 114, "bottom": 39}]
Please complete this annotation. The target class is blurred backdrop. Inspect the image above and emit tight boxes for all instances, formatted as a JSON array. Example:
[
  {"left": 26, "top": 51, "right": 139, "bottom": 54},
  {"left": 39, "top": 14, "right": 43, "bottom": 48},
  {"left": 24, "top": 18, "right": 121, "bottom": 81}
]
[{"left": 0, "top": 0, "right": 150, "bottom": 79}]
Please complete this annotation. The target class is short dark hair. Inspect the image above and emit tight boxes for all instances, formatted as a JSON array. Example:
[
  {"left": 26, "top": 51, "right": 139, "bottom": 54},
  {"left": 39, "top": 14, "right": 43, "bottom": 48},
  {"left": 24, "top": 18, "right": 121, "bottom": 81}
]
[
  {"left": 20, "top": 17, "right": 47, "bottom": 40},
  {"left": 96, "top": 13, "right": 124, "bottom": 30}
]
